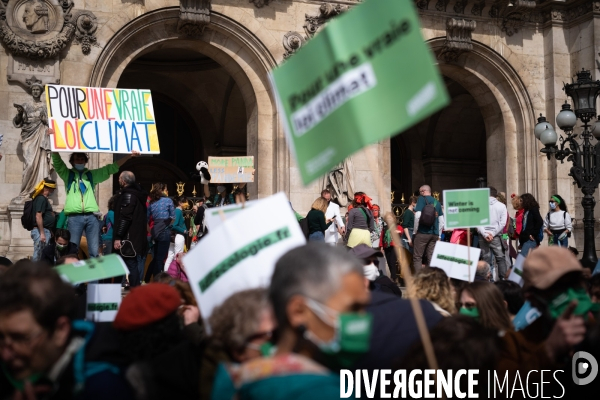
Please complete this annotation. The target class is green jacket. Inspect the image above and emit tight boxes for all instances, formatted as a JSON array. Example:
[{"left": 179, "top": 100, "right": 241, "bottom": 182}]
[{"left": 52, "top": 153, "right": 119, "bottom": 214}]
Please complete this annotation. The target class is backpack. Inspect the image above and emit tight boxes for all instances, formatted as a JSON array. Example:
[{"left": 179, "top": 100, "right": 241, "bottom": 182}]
[
  {"left": 546, "top": 211, "right": 571, "bottom": 238},
  {"left": 420, "top": 196, "right": 438, "bottom": 228},
  {"left": 299, "top": 218, "right": 310, "bottom": 239},
  {"left": 67, "top": 170, "right": 94, "bottom": 193},
  {"left": 21, "top": 198, "right": 36, "bottom": 231}
]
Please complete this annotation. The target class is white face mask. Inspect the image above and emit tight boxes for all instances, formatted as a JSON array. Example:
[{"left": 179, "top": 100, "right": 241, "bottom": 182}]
[{"left": 363, "top": 263, "right": 380, "bottom": 281}]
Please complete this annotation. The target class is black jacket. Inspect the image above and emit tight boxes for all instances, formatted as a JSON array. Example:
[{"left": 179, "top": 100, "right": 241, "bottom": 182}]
[
  {"left": 353, "top": 291, "right": 443, "bottom": 370},
  {"left": 113, "top": 184, "right": 148, "bottom": 256},
  {"left": 519, "top": 207, "right": 543, "bottom": 245},
  {"left": 41, "top": 242, "right": 79, "bottom": 266}
]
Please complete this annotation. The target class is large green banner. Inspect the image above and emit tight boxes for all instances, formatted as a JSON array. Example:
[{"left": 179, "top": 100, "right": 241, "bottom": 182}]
[{"left": 269, "top": 0, "right": 449, "bottom": 185}]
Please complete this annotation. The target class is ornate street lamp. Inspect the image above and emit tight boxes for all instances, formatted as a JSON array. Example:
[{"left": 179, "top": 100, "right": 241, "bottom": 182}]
[{"left": 535, "top": 69, "right": 600, "bottom": 268}]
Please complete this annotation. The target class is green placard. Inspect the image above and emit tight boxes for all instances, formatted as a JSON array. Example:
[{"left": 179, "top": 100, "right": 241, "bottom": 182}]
[
  {"left": 269, "top": 0, "right": 449, "bottom": 185},
  {"left": 55, "top": 254, "right": 128, "bottom": 285},
  {"left": 443, "top": 188, "right": 491, "bottom": 229}
]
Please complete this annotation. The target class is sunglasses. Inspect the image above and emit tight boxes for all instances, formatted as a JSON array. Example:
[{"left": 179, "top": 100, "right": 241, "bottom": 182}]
[{"left": 459, "top": 302, "right": 476, "bottom": 309}]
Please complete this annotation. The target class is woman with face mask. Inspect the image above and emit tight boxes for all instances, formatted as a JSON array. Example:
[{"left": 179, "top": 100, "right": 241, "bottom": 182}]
[
  {"left": 458, "top": 281, "right": 512, "bottom": 332},
  {"left": 211, "top": 244, "right": 372, "bottom": 400},
  {"left": 543, "top": 194, "right": 572, "bottom": 247},
  {"left": 40, "top": 228, "right": 79, "bottom": 266}
]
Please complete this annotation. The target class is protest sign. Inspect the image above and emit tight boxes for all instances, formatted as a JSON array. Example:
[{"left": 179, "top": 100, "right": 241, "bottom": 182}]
[
  {"left": 45, "top": 84, "right": 160, "bottom": 154},
  {"left": 430, "top": 241, "right": 481, "bottom": 282},
  {"left": 204, "top": 199, "right": 258, "bottom": 230},
  {"left": 443, "top": 188, "right": 491, "bottom": 229},
  {"left": 55, "top": 254, "right": 128, "bottom": 285},
  {"left": 508, "top": 254, "right": 526, "bottom": 286},
  {"left": 86, "top": 283, "right": 121, "bottom": 322},
  {"left": 513, "top": 301, "right": 542, "bottom": 331},
  {"left": 269, "top": 0, "right": 449, "bottom": 185},
  {"left": 184, "top": 192, "right": 306, "bottom": 329},
  {"left": 208, "top": 156, "right": 255, "bottom": 183}
]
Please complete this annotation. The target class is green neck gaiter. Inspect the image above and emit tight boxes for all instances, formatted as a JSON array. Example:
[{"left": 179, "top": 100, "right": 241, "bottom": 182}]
[{"left": 459, "top": 306, "right": 480, "bottom": 321}]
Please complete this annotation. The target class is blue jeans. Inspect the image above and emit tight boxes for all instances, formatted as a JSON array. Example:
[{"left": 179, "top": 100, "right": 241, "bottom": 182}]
[
  {"left": 146, "top": 240, "right": 170, "bottom": 282},
  {"left": 68, "top": 214, "right": 100, "bottom": 258},
  {"left": 31, "top": 228, "right": 51, "bottom": 261},
  {"left": 123, "top": 255, "right": 144, "bottom": 287},
  {"left": 309, "top": 231, "right": 325, "bottom": 242},
  {"left": 552, "top": 233, "right": 569, "bottom": 248},
  {"left": 520, "top": 240, "right": 537, "bottom": 257},
  {"left": 102, "top": 239, "right": 113, "bottom": 255}
]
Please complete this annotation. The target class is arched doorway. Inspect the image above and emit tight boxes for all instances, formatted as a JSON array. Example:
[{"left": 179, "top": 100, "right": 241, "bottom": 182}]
[
  {"left": 391, "top": 39, "right": 537, "bottom": 203},
  {"left": 89, "top": 8, "right": 283, "bottom": 210},
  {"left": 391, "top": 76, "right": 487, "bottom": 198},
  {"left": 113, "top": 46, "right": 248, "bottom": 195}
]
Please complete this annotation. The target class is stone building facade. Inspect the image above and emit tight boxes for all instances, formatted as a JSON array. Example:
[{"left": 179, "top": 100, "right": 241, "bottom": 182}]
[{"left": 0, "top": 0, "right": 598, "bottom": 259}]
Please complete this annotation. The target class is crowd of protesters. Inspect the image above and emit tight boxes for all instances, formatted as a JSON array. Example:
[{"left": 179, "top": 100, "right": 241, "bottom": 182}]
[{"left": 2, "top": 147, "right": 600, "bottom": 399}]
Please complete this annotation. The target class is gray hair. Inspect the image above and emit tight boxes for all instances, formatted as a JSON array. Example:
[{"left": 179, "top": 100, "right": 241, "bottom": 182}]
[
  {"left": 209, "top": 288, "right": 270, "bottom": 352},
  {"left": 476, "top": 261, "right": 491, "bottom": 279},
  {"left": 269, "top": 243, "right": 364, "bottom": 327},
  {"left": 120, "top": 171, "right": 135, "bottom": 185}
]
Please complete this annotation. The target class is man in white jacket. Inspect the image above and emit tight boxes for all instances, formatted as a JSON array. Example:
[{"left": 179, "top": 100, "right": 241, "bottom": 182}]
[
  {"left": 322, "top": 189, "right": 345, "bottom": 245},
  {"left": 477, "top": 187, "right": 508, "bottom": 281}
]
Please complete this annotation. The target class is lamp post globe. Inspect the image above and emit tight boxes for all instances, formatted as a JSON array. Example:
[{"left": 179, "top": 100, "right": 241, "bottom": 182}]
[
  {"left": 555, "top": 102, "right": 577, "bottom": 131},
  {"left": 540, "top": 125, "right": 558, "bottom": 146},
  {"left": 534, "top": 114, "right": 552, "bottom": 140}
]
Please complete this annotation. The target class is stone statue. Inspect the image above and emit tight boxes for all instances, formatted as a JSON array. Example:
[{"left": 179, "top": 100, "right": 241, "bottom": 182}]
[
  {"left": 13, "top": 78, "right": 53, "bottom": 197},
  {"left": 22, "top": 0, "right": 50, "bottom": 34},
  {"left": 320, "top": 157, "right": 355, "bottom": 207}
]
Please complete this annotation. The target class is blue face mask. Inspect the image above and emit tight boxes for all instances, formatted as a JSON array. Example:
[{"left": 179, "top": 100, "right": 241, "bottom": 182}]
[
  {"left": 74, "top": 164, "right": 85, "bottom": 171},
  {"left": 549, "top": 202, "right": 556, "bottom": 210}
]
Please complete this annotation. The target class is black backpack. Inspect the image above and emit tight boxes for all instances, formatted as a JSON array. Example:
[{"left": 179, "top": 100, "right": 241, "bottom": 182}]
[
  {"left": 21, "top": 199, "right": 35, "bottom": 231},
  {"left": 420, "top": 196, "right": 438, "bottom": 228},
  {"left": 299, "top": 218, "right": 310, "bottom": 239}
]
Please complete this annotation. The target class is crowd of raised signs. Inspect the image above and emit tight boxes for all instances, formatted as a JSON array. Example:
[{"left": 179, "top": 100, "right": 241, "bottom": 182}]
[{"left": 1, "top": 152, "right": 600, "bottom": 399}]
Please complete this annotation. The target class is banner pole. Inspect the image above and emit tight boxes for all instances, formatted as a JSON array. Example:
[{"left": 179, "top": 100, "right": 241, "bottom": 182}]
[
  {"left": 467, "top": 229, "right": 472, "bottom": 283},
  {"left": 365, "top": 146, "right": 438, "bottom": 371}
]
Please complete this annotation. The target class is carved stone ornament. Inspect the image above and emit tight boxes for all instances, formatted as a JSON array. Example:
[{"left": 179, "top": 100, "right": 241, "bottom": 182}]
[
  {"left": 0, "top": 0, "right": 98, "bottom": 59},
  {"left": 249, "top": 0, "right": 270, "bottom": 8},
  {"left": 454, "top": 0, "right": 468, "bottom": 14},
  {"left": 73, "top": 10, "right": 97, "bottom": 54},
  {"left": 471, "top": 0, "right": 485, "bottom": 16},
  {"left": 438, "top": 18, "right": 476, "bottom": 62},
  {"left": 7, "top": 53, "right": 59, "bottom": 88},
  {"left": 282, "top": 31, "right": 305, "bottom": 59},
  {"left": 489, "top": 0, "right": 536, "bottom": 36},
  {"left": 178, "top": 0, "right": 211, "bottom": 36},
  {"left": 415, "top": 0, "right": 430, "bottom": 10},
  {"left": 435, "top": 0, "right": 450, "bottom": 12},
  {"left": 282, "top": 3, "right": 348, "bottom": 59},
  {"left": 303, "top": 3, "right": 348, "bottom": 38}
]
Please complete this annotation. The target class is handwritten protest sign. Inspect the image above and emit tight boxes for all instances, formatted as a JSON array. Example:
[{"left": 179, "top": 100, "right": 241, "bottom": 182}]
[
  {"left": 55, "top": 254, "right": 128, "bottom": 285},
  {"left": 430, "top": 241, "right": 481, "bottom": 282},
  {"left": 204, "top": 199, "right": 258, "bottom": 230},
  {"left": 443, "top": 188, "right": 491, "bottom": 229},
  {"left": 208, "top": 156, "right": 255, "bottom": 183},
  {"left": 46, "top": 84, "right": 160, "bottom": 154},
  {"left": 184, "top": 192, "right": 306, "bottom": 330},
  {"left": 508, "top": 254, "right": 526, "bottom": 286},
  {"left": 269, "top": 0, "right": 449, "bottom": 185},
  {"left": 86, "top": 283, "right": 121, "bottom": 322}
]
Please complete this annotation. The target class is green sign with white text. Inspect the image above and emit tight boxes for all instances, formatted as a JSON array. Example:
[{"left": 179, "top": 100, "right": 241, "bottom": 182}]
[
  {"left": 443, "top": 188, "right": 491, "bottom": 229},
  {"left": 269, "top": 0, "right": 449, "bottom": 185}
]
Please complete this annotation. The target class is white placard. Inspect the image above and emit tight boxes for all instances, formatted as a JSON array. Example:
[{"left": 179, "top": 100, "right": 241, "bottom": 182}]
[
  {"left": 184, "top": 192, "right": 306, "bottom": 331},
  {"left": 507, "top": 254, "right": 526, "bottom": 287},
  {"left": 86, "top": 283, "right": 122, "bottom": 322},
  {"left": 430, "top": 241, "right": 481, "bottom": 282},
  {"left": 204, "top": 199, "right": 258, "bottom": 231}
]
